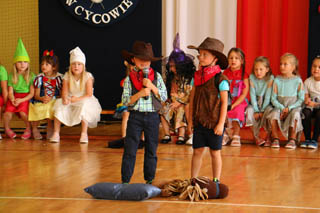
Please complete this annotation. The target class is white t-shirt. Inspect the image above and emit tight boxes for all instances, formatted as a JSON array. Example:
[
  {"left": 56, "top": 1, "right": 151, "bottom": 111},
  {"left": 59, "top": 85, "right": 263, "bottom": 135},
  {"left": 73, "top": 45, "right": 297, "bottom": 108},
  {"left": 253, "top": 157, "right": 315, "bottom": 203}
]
[{"left": 304, "top": 76, "right": 320, "bottom": 99}]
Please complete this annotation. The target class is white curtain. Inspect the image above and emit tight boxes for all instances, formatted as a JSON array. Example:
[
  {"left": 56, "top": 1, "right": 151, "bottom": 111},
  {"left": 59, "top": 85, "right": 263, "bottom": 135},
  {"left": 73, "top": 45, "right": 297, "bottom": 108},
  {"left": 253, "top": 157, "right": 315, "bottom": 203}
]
[{"left": 162, "top": 0, "right": 237, "bottom": 66}]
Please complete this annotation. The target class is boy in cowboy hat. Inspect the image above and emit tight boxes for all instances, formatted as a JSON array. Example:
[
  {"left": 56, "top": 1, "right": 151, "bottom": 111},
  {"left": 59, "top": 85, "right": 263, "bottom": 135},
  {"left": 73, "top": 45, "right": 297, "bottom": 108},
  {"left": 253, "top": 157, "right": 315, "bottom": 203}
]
[
  {"left": 187, "top": 37, "right": 230, "bottom": 182},
  {"left": 120, "top": 40, "right": 167, "bottom": 184}
]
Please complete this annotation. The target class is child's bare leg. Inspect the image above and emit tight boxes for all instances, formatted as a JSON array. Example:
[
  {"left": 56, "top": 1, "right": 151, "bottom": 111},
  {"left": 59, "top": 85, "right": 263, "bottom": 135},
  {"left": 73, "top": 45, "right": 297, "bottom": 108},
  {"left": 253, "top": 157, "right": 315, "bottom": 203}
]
[
  {"left": 209, "top": 149, "right": 222, "bottom": 180},
  {"left": 80, "top": 120, "right": 89, "bottom": 143},
  {"left": 160, "top": 116, "right": 170, "bottom": 136},
  {"left": 31, "top": 121, "right": 42, "bottom": 139},
  {"left": 121, "top": 111, "right": 130, "bottom": 138},
  {"left": 46, "top": 119, "right": 53, "bottom": 139},
  {"left": 232, "top": 121, "right": 240, "bottom": 136},
  {"left": 285, "top": 120, "right": 297, "bottom": 149},
  {"left": 3, "top": 112, "right": 16, "bottom": 138},
  {"left": 270, "top": 120, "right": 280, "bottom": 147},
  {"left": 140, "top": 131, "right": 144, "bottom": 141},
  {"left": 50, "top": 118, "right": 61, "bottom": 142},
  {"left": 191, "top": 147, "right": 205, "bottom": 178},
  {"left": 230, "top": 121, "right": 241, "bottom": 146},
  {"left": 19, "top": 112, "right": 31, "bottom": 131},
  {"left": 19, "top": 111, "right": 31, "bottom": 139},
  {"left": 178, "top": 126, "right": 186, "bottom": 138},
  {"left": 3, "top": 112, "right": 13, "bottom": 131},
  {"left": 184, "top": 104, "right": 192, "bottom": 135}
]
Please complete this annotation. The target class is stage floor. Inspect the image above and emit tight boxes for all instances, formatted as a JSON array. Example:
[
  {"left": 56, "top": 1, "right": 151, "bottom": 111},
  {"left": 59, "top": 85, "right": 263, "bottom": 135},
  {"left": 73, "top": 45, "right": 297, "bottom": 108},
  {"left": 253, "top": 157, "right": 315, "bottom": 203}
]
[{"left": 0, "top": 137, "right": 320, "bottom": 212}]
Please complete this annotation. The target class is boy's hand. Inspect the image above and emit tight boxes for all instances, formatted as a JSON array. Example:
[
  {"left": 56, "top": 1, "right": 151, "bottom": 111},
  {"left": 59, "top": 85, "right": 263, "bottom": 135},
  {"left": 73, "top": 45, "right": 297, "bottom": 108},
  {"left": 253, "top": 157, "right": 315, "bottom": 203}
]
[
  {"left": 308, "top": 101, "right": 317, "bottom": 108},
  {"left": 214, "top": 123, "right": 224, "bottom": 136},
  {"left": 254, "top": 112, "right": 263, "bottom": 120},
  {"left": 70, "top": 96, "right": 78, "bottom": 103},
  {"left": 143, "top": 78, "right": 153, "bottom": 88},
  {"left": 140, "top": 87, "right": 151, "bottom": 97}
]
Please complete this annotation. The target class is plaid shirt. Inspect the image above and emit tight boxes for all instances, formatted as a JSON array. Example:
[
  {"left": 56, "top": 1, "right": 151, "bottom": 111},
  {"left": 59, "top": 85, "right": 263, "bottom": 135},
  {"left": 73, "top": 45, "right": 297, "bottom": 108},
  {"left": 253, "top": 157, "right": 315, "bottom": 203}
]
[{"left": 122, "top": 72, "right": 167, "bottom": 112}]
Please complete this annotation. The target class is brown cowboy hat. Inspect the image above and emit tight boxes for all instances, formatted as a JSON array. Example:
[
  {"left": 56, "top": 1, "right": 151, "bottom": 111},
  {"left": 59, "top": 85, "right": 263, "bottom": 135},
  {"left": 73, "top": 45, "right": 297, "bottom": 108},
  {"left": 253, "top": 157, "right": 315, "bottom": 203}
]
[
  {"left": 121, "top": 41, "right": 162, "bottom": 64},
  {"left": 188, "top": 37, "right": 228, "bottom": 69}
]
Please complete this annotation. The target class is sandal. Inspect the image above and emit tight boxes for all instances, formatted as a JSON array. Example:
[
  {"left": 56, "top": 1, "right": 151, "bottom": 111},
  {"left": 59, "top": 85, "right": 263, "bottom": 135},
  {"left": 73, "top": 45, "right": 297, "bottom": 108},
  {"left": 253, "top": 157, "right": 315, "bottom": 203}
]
[
  {"left": 271, "top": 138, "right": 280, "bottom": 148},
  {"left": 80, "top": 133, "right": 88, "bottom": 143},
  {"left": 21, "top": 129, "right": 31, "bottom": 140},
  {"left": 230, "top": 135, "right": 241, "bottom": 147},
  {"left": 255, "top": 137, "right": 266, "bottom": 146},
  {"left": 33, "top": 129, "right": 43, "bottom": 140},
  {"left": 5, "top": 129, "right": 16, "bottom": 139},
  {"left": 50, "top": 133, "right": 60, "bottom": 143},
  {"left": 222, "top": 133, "right": 230, "bottom": 146},
  {"left": 161, "top": 135, "right": 171, "bottom": 144},
  {"left": 176, "top": 136, "right": 185, "bottom": 145},
  {"left": 264, "top": 138, "right": 271, "bottom": 147},
  {"left": 285, "top": 138, "right": 296, "bottom": 149}
]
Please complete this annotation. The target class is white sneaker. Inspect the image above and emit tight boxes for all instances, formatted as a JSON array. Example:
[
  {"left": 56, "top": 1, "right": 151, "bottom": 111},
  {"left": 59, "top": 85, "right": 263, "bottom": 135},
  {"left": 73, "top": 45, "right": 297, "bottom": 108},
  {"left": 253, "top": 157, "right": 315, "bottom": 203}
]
[{"left": 186, "top": 134, "right": 193, "bottom": 145}]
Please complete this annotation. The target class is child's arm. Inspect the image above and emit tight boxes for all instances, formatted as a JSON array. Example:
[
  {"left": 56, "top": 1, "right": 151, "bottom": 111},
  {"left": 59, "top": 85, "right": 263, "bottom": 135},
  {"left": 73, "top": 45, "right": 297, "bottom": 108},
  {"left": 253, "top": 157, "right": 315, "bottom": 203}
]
[
  {"left": 143, "top": 72, "right": 167, "bottom": 102},
  {"left": 122, "top": 76, "right": 150, "bottom": 106},
  {"left": 249, "top": 79, "right": 259, "bottom": 112},
  {"left": 231, "top": 78, "right": 249, "bottom": 110},
  {"left": 1, "top": 80, "right": 8, "bottom": 105},
  {"left": 188, "top": 87, "right": 195, "bottom": 132},
  {"left": 14, "top": 85, "right": 35, "bottom": 105},
  {"left": 288, "top": 79, "right": 305, "bottom": 111},
  {"left": 61, "top": 79, "right": 70, "bottom": 105},
  {"left": 215, "top": 90, "right": 228, "bottom": 135},
  {"left": 271, "top": 80, "right": 285, "bottom": 110},
  {"left": 8, "top": 86, "right": 14, "bottom": 103},
  {"left": 261, "top": 79, "right": 273, "bottom": 111},
  {"left": 70, "top": 77, "right": 93, "bottom": 103}
]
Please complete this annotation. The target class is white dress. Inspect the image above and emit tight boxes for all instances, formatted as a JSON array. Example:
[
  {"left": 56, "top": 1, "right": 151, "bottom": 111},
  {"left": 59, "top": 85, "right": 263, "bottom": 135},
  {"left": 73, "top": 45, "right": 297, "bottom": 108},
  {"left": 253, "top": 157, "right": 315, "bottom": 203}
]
[{"left": 53, "top": 72, "right": 102, "bottom": 128}]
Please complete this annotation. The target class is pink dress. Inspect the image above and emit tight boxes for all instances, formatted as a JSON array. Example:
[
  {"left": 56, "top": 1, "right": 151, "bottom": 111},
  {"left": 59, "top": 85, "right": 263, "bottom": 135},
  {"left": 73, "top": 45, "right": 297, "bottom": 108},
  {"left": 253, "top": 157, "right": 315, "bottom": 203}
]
[{"left": 223, "top": 68, "right": 248, "bottom": 125}]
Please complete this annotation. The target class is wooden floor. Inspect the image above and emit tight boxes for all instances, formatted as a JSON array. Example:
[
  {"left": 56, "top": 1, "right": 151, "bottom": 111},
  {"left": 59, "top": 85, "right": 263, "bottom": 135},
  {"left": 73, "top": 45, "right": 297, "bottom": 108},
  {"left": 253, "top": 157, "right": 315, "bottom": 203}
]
[{"left": 1, "top": 135, "right": 320, "bottom": 213}]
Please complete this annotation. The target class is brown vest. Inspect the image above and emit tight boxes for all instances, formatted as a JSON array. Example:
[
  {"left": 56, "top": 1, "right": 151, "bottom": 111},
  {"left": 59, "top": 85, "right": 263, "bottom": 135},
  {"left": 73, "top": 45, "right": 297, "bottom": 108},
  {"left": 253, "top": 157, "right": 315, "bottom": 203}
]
[{"left": 193, "top": 74, "right": 228, "bottom": 129}]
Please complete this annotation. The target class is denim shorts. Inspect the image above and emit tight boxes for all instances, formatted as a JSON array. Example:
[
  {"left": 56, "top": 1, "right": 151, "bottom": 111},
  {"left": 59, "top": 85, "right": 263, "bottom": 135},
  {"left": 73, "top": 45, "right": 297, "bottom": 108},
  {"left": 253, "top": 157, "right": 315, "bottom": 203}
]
[{"left": 193, "top": 124, "right": 223, "bottom": 150}]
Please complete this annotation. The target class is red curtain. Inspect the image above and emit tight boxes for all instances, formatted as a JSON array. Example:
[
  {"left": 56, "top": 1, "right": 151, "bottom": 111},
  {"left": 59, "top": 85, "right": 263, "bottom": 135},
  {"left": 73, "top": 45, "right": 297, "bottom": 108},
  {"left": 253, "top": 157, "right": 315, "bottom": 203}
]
[{"left": 237, "top": 0, "right": 309, "bottom": 80}]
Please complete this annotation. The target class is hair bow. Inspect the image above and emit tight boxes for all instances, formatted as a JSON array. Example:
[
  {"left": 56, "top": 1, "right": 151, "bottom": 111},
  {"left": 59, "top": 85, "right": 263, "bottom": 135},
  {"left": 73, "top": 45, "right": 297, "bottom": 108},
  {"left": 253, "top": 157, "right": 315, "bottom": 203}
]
[{"left": 43, "top": 50, "right": 54, "bottom": 57}]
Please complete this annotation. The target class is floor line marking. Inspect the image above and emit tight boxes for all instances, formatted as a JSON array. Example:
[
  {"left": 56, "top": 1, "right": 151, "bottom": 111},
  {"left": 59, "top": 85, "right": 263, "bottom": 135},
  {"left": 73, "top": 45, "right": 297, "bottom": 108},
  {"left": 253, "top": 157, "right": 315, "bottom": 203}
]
[
  {"left": 0, "top": 148, "right": 319, "bottom": 160},
  {"left": 0, "top": 196, "right": 319, "bottom": 210}
]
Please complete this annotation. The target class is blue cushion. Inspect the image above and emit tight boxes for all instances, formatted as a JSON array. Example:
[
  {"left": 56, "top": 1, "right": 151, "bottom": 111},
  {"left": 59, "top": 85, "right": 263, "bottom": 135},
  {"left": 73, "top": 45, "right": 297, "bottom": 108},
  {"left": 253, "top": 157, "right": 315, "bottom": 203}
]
[{"left": 84, "top": 182, "right": 161, "bottom": 201}]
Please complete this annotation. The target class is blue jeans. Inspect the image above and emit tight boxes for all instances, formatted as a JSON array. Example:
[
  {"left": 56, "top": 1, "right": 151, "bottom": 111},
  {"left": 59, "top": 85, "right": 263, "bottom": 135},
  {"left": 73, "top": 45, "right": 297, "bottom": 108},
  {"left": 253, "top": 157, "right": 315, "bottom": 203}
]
[{"left": 121, "top": 111, "right": 160, "bottom": 183}]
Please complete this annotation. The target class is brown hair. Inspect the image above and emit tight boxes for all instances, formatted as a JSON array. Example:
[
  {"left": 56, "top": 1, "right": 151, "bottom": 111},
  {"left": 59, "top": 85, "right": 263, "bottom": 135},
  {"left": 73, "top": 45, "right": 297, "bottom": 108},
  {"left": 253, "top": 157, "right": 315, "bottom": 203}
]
[
  {"left": 41, "top": 55, "right": 59, "bottom": 74},
  {"left": 252, "top": 56, "right": 272, "bottom": 80},
  {"left": 227, "top": 47, "right": 246, "bottom": 79}
]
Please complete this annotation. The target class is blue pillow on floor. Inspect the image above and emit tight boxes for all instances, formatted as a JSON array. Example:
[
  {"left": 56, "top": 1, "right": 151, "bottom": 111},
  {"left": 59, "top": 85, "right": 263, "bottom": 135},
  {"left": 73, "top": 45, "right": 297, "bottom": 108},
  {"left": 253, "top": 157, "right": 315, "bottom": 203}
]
[{"left": 84, "top": 182, "right": 161, "bottom": 201}]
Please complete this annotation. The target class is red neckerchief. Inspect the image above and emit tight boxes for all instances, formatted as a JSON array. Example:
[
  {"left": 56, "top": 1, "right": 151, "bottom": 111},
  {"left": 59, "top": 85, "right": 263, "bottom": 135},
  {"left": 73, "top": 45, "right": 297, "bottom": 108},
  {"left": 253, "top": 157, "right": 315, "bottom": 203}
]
[
  {"left": 223, "top": 68, "right": 245, "bottom": 94},
  {"left": 129, "top": 67, "right": 155, "bottom": 91},
  {"left": 194, "top": 65, "right": 221, "bottom": 86}
]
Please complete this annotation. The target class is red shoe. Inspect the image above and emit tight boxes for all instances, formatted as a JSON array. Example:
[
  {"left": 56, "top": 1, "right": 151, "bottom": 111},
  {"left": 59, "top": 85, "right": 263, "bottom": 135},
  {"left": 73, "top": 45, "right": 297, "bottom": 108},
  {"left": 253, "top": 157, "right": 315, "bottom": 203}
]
[
  {"left": 5, "top": 129, "right": 17, "bottom": 139},
  {"left": 21, "top": 129, "right": 31, "bottom": 140}
]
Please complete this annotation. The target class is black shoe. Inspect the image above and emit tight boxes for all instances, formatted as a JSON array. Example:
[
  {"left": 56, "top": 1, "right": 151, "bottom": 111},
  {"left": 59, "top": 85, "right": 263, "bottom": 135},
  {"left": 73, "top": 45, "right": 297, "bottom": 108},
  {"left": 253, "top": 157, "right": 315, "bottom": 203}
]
[
  {"left": 138, "top": 140, "right": 145, "bottom": 149},
  {"left": 161, "top": 135, "right": 171, "bottom": 144},
  {"left": 107, "top": 138, "right": 124, "bottom": 148},
  {"left": 176, "top": 136, "right": 185, "bottom": 145}
]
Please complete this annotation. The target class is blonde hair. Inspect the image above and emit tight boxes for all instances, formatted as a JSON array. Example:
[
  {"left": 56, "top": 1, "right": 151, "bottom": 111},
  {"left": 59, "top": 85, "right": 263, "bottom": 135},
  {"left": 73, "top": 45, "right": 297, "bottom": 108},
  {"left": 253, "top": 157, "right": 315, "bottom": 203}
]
[
  {"left": 280, "top": 53, "right": 299, "bottom": 75},
  {"left": 67, "top": 63, "right": 87, "bottom": 93},
  {"left": 12, "top": 62, "right": 31, "bottom": 85}
]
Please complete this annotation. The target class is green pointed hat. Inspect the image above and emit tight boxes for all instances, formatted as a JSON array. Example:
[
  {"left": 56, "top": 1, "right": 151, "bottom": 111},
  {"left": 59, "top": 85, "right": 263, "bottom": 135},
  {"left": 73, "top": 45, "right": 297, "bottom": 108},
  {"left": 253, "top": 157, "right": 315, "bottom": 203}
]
[{"left": 13, "top": 38, "right": 30, "bottom": 63}]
